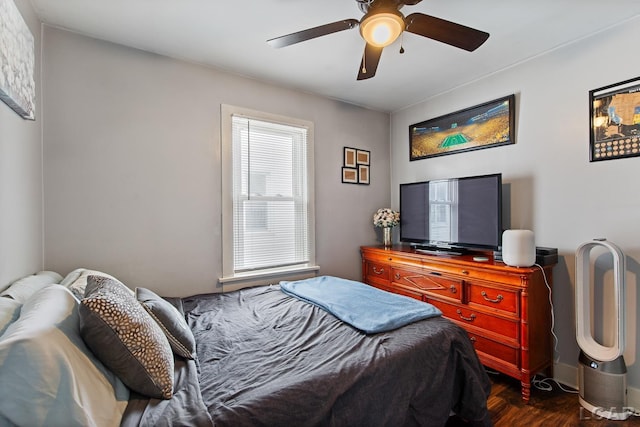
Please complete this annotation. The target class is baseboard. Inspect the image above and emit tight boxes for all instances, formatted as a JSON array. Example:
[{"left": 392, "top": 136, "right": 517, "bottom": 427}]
[{"left": 553, "top": 361, "right": 640, "bottom": 410}]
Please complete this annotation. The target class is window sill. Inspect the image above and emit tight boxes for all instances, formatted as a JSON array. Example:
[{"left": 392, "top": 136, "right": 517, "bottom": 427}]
[{"left": 219, "top": 264, "right": 320, "bottom": 292}]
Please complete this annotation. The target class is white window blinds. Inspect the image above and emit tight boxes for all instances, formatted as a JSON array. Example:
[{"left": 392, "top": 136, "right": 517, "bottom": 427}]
[{"left": 231, "top": 115, "right": 311, "bottom": 273}]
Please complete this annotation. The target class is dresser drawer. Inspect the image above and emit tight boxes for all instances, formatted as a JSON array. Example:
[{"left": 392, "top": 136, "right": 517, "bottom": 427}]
[
  {"left": 386, "top": 283, "right": 423, "bottom": 301},
  {"left": 467, "top": 282, "right": 519, "bottom": 315},
  {"left": 392, "top": 267, "right": 463, "bottom": 303},
  {"left": 367, "top": 279, "right": 422, "bottom": 301},
  {"left": 429, "top": 299, "right": 518, "bottom": 340},
  {"left": 467, "top": 331, "right": 519, "bottom": 366},
  {"left": 365, "top": 261, "right": 390, "bottom": 285}
]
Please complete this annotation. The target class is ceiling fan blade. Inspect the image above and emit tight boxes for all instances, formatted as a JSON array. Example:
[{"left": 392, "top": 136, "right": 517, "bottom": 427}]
[
  {"left": 267, "top": 19, "right": 359, "bottom": 48},
  {"left": 357, "top": 44, "right": 383, "bottom": 81},
  {"left": 404, "top": 13, "right": 489, "bottom": 52}
]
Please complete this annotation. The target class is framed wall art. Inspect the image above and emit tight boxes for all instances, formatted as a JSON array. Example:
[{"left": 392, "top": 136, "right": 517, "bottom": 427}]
[
  {"left": 356, "top": 149, "right": 370, "bottom": 166},
  {"left": 342, "top": 147, "right": 370, "bottom": 185},
  {"left": 358, "top": 165, "right": 369, "bottom": 184},
  {"left": 589, "top": 76, "right": 640, "bottom": 162},
  {"left": 409, "top": 94, "right": 515, "bottom": 161},
  {"left": 343, "top": 147, "right": 357, "bottom": 167},
  {"left": 0, "top": 0, "right": 36, "bottom": 120},
  {"left": 341, "top": 167, "right": 358, "bottom": 184}
]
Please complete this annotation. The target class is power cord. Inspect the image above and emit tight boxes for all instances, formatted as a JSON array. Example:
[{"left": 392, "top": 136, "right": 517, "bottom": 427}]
[
  {"left": 532, "top": 374, "right": 578, "bottom": 394},
  {"left": 486, "top": 368, "right": 578, "bottom": 395},
  {"left": 535, "top": 263, "right": 560, "bottom": 364},
  {"left": 531, "top": 264, "right": 579, "bottom": 395}
]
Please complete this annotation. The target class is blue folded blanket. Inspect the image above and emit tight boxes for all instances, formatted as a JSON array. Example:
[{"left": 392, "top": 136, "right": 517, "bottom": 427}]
[{"left": 280, "top": 276, "right": 441, "bottom": 334}]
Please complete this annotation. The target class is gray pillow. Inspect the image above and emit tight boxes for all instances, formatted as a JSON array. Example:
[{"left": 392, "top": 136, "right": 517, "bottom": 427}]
[
  {"left": 79, "top": 275, "right": 174, "bottom": 399},
  {"left": 1, "top": 271, "right": 63, "bottom": 303},
  {"left": 136, "top": 287, "right": 196, "bottom": 360}
]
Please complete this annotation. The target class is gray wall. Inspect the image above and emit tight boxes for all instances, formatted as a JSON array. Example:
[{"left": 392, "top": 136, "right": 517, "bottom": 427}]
[
  {"left": 390, "top": 17, "right": 640, "bottom": 398},
  {"left": 41, "top": 26, "right": 390, "bottom": 297},
  {"left": 0, "top": 0, "right": 43, "bottom": 288}
]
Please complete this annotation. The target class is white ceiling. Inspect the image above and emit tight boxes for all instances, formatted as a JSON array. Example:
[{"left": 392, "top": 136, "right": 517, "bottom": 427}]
[{"left": 29, "top": 0, "right": 640, "bottom": 112}]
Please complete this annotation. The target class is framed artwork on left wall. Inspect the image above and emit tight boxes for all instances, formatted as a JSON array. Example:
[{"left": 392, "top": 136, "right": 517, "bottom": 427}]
[{"left": 0, "top": 0, "right": 36, "bottom": 120}]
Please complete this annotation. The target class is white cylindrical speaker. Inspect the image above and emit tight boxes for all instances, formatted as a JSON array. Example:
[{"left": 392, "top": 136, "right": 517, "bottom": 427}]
[{"left": 502, "top": 229, "right": 535, "bottom": 267}]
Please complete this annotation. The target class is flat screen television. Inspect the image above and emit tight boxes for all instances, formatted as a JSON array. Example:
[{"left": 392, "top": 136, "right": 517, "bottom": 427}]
[{"left": 399, "top": 173, "right": 502, "bottom": 253}]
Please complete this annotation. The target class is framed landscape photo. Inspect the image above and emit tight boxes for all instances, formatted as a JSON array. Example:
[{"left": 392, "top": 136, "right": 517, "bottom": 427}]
[
  {"left": 409, "top": 94, "right": 515, "bottom": 161},
  {"left": 589, "top": 76, "right": 640, "bottom": 162}
]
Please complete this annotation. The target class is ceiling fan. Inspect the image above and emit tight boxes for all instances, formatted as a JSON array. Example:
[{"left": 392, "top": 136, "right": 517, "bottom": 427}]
[{"left": 267, "top": 0, "right": 489, "bottom": 80}]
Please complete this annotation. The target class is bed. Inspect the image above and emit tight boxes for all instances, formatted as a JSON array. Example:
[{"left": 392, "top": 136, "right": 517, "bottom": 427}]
[{"left": 0, "top": 269, "right": 492, "bottom": 427}]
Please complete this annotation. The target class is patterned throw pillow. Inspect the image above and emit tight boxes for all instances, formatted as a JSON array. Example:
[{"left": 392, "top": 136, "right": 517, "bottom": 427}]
[
  {"left": 79, "top": 275, "right": 174, "bottom": 399},
  {"left": 136, "top": 287, "right": 196, "bottom": 360},
  {"left": 61, "top": 268, "right": 130, "bottom": 301}
]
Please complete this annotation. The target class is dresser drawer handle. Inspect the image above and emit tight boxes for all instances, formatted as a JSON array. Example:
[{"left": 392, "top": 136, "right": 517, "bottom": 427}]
[
  {"left": 469, "top": 336, "right": 477, "bottom": 344},
  {"left": 394, "top": 273, "right": 401, "bottom": 280},
  {"left": 456, "top": 309, "right": 476, "bottom": 322},
  {"left": 372, "top": 267, "right": 385, "bottom": 275},
  {"left": 461, "top": 270, "right": 469, "bottom": 275},
  {"left": 449, "top": 285, "right": 457, "bottom": 294},
  {"left": 481, "top": 291, "right": 503, "bottom": 303}
]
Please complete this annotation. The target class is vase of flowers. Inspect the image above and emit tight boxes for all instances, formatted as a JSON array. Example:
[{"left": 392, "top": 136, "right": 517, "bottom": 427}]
[{"left": 373, "top": 208, "right": 400, "bottom": 247}]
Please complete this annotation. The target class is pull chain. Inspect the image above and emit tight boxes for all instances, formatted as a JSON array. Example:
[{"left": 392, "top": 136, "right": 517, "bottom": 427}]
[{"left": 361, "top": 50, "right": 367, "bottom": 74}]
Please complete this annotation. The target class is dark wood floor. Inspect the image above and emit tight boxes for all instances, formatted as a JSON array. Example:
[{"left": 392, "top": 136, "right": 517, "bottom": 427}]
[{"left": 447, "top": 372, "right": 640, "bottom": 427}]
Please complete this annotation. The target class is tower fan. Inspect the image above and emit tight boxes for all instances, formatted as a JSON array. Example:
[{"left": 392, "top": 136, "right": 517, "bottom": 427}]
[{"left": 575, "top": 238, "right": 629, "bottom": 420}]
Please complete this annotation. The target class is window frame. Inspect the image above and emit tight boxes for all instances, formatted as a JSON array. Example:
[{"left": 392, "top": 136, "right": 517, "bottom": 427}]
[{"left": 220, "top": 104, "right": 318, "bottom": 291}]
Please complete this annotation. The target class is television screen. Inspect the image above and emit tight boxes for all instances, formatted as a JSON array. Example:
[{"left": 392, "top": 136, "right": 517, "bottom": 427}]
[{"left": 399, "top": 173, "right": 502, "bottom": 251}]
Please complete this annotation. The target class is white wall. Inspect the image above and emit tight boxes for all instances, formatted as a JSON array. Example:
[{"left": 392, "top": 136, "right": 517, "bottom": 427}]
[
  {"left": 41, "top": 26, "right": 390, "bottom": 297},
  {"left": 390, "top": 18, "right": 640, "bottom": 393},
  {"left": 0, "top": 0, "right": 43, "bottom": 288}
]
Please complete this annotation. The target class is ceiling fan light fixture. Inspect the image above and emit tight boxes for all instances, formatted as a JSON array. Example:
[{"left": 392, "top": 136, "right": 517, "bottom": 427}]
[{"left": 359, "top": 11, "right": 404, "bottom": 48}]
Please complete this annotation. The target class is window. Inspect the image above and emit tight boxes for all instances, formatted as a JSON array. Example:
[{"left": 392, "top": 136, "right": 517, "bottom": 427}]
[
  {"left": 220, "top": 105, "right": 317, "bottom": 290},
  {"left": 429, "top": 180, "right": 459, "bottom": 242}
]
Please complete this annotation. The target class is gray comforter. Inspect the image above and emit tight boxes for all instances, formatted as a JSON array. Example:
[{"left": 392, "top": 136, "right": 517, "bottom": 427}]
[{"left": 179, "top": 284, "right": 492, "bottom": 427}]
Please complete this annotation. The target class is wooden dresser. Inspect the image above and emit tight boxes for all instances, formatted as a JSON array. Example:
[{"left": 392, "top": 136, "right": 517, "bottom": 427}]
[{"left": 360, "top": 245, "right": 555, "bottom": 402}]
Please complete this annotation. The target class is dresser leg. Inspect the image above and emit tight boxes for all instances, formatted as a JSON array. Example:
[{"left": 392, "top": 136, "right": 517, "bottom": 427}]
[
  {"left": 521, "top": 378, "right": 531, "bottom": 403},
  {"left": 520, "top": 381, "right": 531, "bottom": 403}
]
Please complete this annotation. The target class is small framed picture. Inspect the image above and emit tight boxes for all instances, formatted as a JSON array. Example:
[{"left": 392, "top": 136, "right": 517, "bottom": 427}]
[
  {"left": 356, "top": 149, "right": 370, "bottom": 165},
  {"left": 342, "top": 167, "right": 358, "bottom": 184},
  {"left": 344, "top": 147, "right": 357, "bottom": 167},
  {"left": 589, "top": 76, "right": 640, "bottom": 162},
  {"left": 358, "top": 165, "right": 370, "bottom": 184}
]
